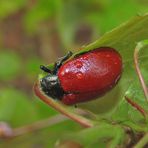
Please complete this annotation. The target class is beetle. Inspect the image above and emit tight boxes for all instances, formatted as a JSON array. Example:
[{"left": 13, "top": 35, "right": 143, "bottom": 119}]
[{"left": 40, "top": 47, "right": 122, "bottom": 105}]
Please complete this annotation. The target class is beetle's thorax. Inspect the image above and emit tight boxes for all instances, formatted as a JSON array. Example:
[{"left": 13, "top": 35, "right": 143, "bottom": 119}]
[{"left": 40, "top": 74, "right": 64, "bottom": 100}]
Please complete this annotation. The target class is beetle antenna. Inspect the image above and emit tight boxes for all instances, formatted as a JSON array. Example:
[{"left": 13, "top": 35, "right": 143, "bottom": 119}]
[{"left": 40, "top": 65, "right": 52, "bottom": 73}]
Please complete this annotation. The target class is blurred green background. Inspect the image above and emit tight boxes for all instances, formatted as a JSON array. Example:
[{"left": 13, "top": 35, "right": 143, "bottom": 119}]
[{"left": 0, "top": 0, "right": 148, "bottom": 147}]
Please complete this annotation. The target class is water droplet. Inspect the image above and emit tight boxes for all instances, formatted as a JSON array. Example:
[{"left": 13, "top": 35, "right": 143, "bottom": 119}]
[
  {"left": 106, "top": 54, "right": 111, "bottom": 58},
  {"left": 65, "top": 69, "right": 69, "bottom": 73},
  {"left": 61, "top": 71, "right": 65, "bottom": 76},
  {"left": 83, "top": 56, "right": 88, "bottom": 60},
  {"left": 61, "top": 69, "right": 69, "bottom": 76},
  {"left": 76, "top": 72, "right": 83, "bottom": 79},
  {"left": 74, "top": 61, "right": 83, "bottom": 68}
]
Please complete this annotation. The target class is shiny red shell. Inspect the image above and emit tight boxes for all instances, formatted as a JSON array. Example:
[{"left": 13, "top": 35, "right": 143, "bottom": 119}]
[{"left": 58, "top": 47, "right": 122, "bottom": 105}]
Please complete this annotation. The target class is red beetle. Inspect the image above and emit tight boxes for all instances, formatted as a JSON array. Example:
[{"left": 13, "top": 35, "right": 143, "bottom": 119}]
[{"left": 40, "top": 47, "right": 122, "bottom": 105}]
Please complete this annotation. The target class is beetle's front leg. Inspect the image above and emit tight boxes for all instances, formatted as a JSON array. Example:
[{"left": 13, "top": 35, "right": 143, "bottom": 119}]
[{"left": 53, "top": 51, "right": 73, "bottom": 74}]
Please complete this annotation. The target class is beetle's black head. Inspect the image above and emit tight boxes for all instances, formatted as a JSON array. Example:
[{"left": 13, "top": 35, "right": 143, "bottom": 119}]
[{"left": 40, "top": 74, "right": 64, "bottom": 100}]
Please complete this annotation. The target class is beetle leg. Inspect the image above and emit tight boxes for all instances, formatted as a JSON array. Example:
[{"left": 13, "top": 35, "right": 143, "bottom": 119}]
[
  {"left": 40, "top": 65, "right": 52, "bottom": 73},
  {"left": 53, "top": 51, "right": 73, "bottom": 74}
]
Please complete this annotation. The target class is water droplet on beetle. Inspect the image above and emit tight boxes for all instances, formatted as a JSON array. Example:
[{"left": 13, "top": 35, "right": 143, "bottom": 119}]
[
  {"left": 61, "top": 69, "right": 69, "bottom": 76},
  {"left": 106, "top": 54, "right": 111, "bottom": 58},
  {"left": 83, "top": 56, "right": 88, "bottom": 60},
  {"left": 74, "top": 61, "right": 83, "bottom": 68},
  {"left": 65, "top": 69, "right": 69, "bottom": 73},
  {"left": 61, "top": 71, "right": 65, "bottom": 76},
  {"left": 76, "top": 72, "right": 83, "bottom": 79}
]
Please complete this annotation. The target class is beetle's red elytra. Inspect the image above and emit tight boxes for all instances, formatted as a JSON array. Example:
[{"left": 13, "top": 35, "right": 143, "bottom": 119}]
[{"left": 40, "top": 47, "right": 122, "bottom": 105}]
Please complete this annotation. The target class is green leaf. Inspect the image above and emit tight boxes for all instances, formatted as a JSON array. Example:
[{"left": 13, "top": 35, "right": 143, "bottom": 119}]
[
  {"left": 111, "top": 80, "right": 146, "bottom": 123},
  {"left": 0, "top": 88, "right": 38, "bottom": 126},
  {"left": 111, "top": 40, "right": 148, "bottom": 123},
  {"left": 87, "top": 0, "right": 148, "bottom": 34},
  {"left": 0, "top": 51, "right": 22, "bottom": 81},
  {"left": 59, "top": 123, "right": 125, "bottom": 147}
]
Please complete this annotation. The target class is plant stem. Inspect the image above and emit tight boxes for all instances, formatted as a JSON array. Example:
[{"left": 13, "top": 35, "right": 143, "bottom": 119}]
[
  {"left": 12, "top": 114, "right": 67, "bottom": 137},
  {"left": 134, "top": 132, "right": 148, "bottom": 148},
  {"left": 134, "top": 43, "right": 148, "bottom": 102},
  {"left": 0, "top": 114, "right": 67, "bottom": 139},
  {"left": 34, "top": 81, "right": 95, "bottom": 128},
  {"left": 122, "top": 121, "right": 148, "bottom": 132},
  {"left": 125, "top": 96, "right": 147, "bottom": 118}
]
